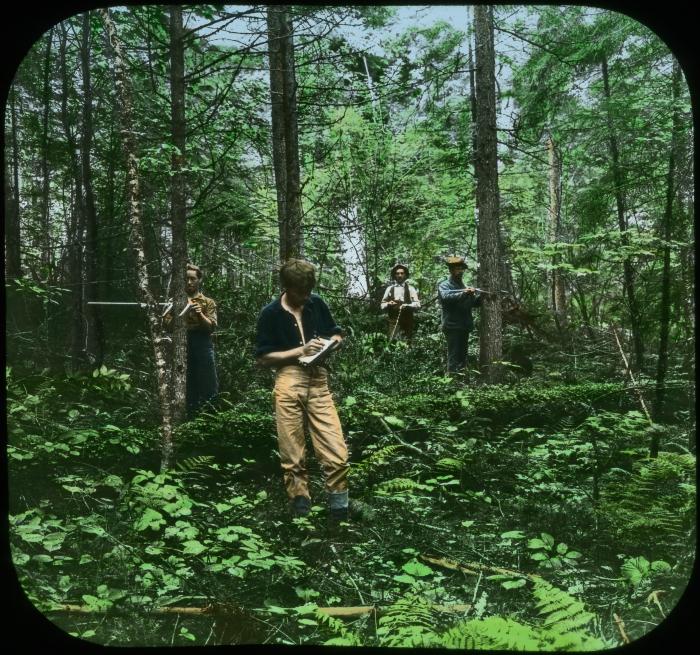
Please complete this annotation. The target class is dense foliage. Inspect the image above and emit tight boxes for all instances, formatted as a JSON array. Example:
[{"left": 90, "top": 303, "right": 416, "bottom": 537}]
[{"left": 5, "top": 4, "right": 695, "bottom": 649}]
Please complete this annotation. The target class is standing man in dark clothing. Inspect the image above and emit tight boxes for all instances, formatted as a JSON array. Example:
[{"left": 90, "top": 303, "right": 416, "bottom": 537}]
[
  {"left": 164, "top": 263, "right": 219, "bottom": 417},
  {"left": 437, "top": 256, "right": 482, "bottom": 375},
  {"left": 380, "top": 263, "right": 421, "bottom": 341},
  {"left": 255, "top": 259, "right": 350, "bottom": 522}
]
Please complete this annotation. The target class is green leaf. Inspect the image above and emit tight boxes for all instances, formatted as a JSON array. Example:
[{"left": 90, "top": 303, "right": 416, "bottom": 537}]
[
  {"left": 621, "top": 556, "right": 651, "bottom": 587},
  {"left": 650, "top": 560, "right": 671, "bottom": 573},
  {"left": 556, "top": 542, "right": 568, "bottom": 555},
  {"left": 134, "top": 508, "right": 165, "bottom": 532},
  {"left": 298, "top": 618, "right": 318, "bottom": 626},
  {"left": 501, "top": 530, "right": 526, "bottom": 539},
  {"left": 402, "top": 559, "right": 433, "bottom": 577},
  {"left": 565, "top": 551, "right": 582, "bottom": 559},
  {"left": 393, "top": 574, "right": 416, "bottom": 584},
  {"left": 182, "top": 540, "right": 206, "bottom": 555},
  {"left": 541, "top": 533, "right": 555, "bottom": 548},
  {"left": 383, "top": 415, "right": 405, "bottom": 428},
  {"left": 530, "top": 552, "right": 548, "bottom": 561},
  {"left": 527, "top": 538, "right": 546, "bottom": 550},
  {"left": 502, "top": 579, "right": 527, "bottom": 590}
]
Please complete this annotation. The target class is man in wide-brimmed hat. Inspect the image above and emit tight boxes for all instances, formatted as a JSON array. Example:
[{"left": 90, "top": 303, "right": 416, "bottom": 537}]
[
  {"left": 380, "top": 263, "right": 421, "bottom": 341},
  {"left": 437, "top": 256, "right": 482, "bottom": 375}
]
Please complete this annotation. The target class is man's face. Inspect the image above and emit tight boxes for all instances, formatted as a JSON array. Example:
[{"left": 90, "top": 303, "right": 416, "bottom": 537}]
[
  {"left": 394, "top": 268, "right": 407, "bottom": 283},
  {"left": 186, "top": 271, "right": 200, "bottom": 294},
  {"left": 285, "top": 286, "right": 312, "bottom": 309},
  {"left": 449, "top": 265, "right": 466, "bottom": 279}
]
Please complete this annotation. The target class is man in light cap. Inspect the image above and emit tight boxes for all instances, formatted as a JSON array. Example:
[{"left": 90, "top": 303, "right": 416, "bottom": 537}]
[
  {"left": 437, "top": 256, "right": 482, "bottom": 375},
  {"left": 380, "top": 263, "right": 420, "bottom": 341}
]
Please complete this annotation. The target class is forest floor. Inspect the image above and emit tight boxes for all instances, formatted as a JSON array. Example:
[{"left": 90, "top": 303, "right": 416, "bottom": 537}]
[{"left": 7, "top": 355, "right": 696, "bottom": 649}]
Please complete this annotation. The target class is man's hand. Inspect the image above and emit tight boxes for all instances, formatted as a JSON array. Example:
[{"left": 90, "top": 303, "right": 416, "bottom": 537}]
[
  {"left": 463, "top": 287, "right": 476, "bottom": 295},
  {"left": 301, "top": 338, "right": 325, "bottom": 357}
]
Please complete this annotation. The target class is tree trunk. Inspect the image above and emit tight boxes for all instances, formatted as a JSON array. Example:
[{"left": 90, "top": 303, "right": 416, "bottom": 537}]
[
  {"left": 59, "top": 23, "right": 87, "bottom": 371},
  {"left": 169, "top": 5, "right": 189, "bottom": 427},
  {"left": 547, "top": 133, "right": 568, "bottom": 332},
  {"left": 267, "top": 5, "right": 303, "bottom": 261},
  {"left": 5, "top": 85, "right": 22, "bottom": 279},
  {"left": 40, "top": 28, "right": 54, "bottom": 274},
  {"left": 602, "top": 56, "right": 643, "bottom": 371},
  {"left": 80, "top": 12, "right": 104, "bottom": 366},
  {"left": 474, "top": 5, "right": 503, "bottom": 384},
  {"left": 100, "top": 7, "right": 176, "bottom": 471},
  {"left": 652, "top": 60, "right": 682, "bottom": 444}
]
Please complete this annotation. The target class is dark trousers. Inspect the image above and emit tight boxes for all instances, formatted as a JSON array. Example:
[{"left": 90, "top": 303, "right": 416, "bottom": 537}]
[
  {"left": 443, "top": 329, "right": 470, "bottom": 373},
  {"left": 387, "top": 307, "right": 415, "bottom": 340},
  {"left": 187, "top": 331, "right": 218, "bottom": 416}
]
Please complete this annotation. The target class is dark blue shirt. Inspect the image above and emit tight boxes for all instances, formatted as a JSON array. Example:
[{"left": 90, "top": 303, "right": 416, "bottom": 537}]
[
  {"left": 437, "top": 277, "right": 482, "bottom": 330},
  {"left": 255, "top": 293, "right": 343, "bottom": 358}
]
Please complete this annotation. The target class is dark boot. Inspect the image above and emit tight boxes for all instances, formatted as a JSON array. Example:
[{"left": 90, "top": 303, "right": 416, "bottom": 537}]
[
  {"left": 291, "top": 495, "right": 311, "bottom": 517},
  {"left": 328, "top": 490, "right": 349, "bottom": 523}
]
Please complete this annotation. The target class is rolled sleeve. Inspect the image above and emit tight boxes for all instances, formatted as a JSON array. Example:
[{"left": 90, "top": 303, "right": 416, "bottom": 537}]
[{"left": 438, "top": 280, "right": 464, "bottom": 304}]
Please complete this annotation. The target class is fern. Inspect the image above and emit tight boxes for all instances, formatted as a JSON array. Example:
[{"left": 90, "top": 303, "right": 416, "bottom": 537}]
[
  {"left": 375, "top": 594, "right": 438, "bottom": 647},
  {"left": 599, "top": 452, "right": 696, "bottom": 554},
  {"left": 315, "top": 610, "right": 361, "bottom": 646},
  {"left": 350, "top": 444, "right": 402, "bottom": 483},
  {"left": 175, "top": 455, "right": 215, "bottom": 473},
  {"left": 439, "top": 616, "right": 541, "bottom": 650},
  {"left": 436, "top": 582, "right": 606, "bottom": 651},
  {"left": 532, "top": 580, "right": 605, "bottom": 650},
  {"left": 375, "top": 477, "right": 433, "bottom": 496}
]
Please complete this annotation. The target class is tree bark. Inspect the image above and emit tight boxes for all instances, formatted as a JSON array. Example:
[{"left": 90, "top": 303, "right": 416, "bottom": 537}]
[
  {"left": 474, "top": 5, "right": 503, "bottom": 384},
  {"left": 5, "top": 85, "right": 22, "bottom": 279},
  {"left": 40, "top": 28, "right": 54, "bottom": 274},
  {"left": 169, "top": 5, "right": 189, "bottom": 427},
  {"left": 80, "top": 12, "right": 104, "bottom": 366},
  {"left": 547, "top": 133, "right": 568, "bottom": 333},
  {"left": 59, "top": 23, "right": 87, "bottom": 371},
  {"left": 267, "top": 5, "right": 303, "bottom": 262},
  {"left": 100, "top": 7, "right": 176, "bottom": 471},
  {"left": 602, "top": 56, "right": 643, "bottom": 371},
  {"left": 652, "top": 60, "right": 682, "bottom": 443}
]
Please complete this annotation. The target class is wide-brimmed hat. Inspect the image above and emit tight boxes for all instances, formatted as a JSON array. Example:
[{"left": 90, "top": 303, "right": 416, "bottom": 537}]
[
  {"left": 391, "top": 263, "right": 410, "bottom": 278},
  {"left": 445, "top": 256, "right": 466, "bottom": 268}
]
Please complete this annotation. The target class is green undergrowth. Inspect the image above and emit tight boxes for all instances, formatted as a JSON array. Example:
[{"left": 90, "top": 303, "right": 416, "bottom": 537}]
[{"left": 7, "top": 367, "right": 696, "bottom": 648}]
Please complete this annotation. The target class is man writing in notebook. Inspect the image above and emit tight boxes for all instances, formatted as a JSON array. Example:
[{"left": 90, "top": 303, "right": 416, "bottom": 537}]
[{"left": 255, "top": 259, "right": 350, "bottom": 522}]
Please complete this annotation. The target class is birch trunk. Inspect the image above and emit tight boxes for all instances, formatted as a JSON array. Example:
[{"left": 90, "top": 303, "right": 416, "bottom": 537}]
[
  {"left": 100, "top": 8, "right": 176, "bottom": 471},
  {"left": 547, "top": 133, "right": 567, "bottom": 332}
]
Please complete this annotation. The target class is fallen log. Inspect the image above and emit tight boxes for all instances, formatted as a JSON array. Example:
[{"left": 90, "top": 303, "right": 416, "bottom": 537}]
[
  {"left": 49, "top": 602, "right": 471, "bottom": 619},
  {"left": 420, "top": 554, "right": 543, "bottom": 582}
]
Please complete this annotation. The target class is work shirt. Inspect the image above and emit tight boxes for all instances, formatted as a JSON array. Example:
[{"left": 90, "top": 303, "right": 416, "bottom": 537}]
[
  {"left": 255, "top": 293, "right": 343, "bottom": 358},
  {"left": 185, "top": 292, "right": 217, "bottom": 331},
  {"left": 437, "top": 277, "right": 482, "bottom": 331},
  {"left": 380, "top": 282, "right": 421, "bottom": 310}
]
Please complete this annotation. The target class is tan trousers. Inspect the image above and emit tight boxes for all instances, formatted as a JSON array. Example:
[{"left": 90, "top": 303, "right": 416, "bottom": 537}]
[{"left": 273, "top": 365, "right": 349, "bottom": 500}]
